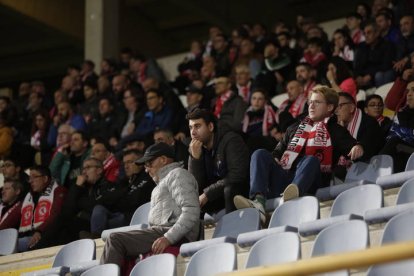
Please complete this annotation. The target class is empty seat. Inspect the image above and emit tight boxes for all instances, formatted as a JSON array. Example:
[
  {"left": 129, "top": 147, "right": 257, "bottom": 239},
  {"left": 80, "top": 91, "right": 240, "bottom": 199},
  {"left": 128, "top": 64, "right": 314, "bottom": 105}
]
[
  {"left": 80, "top": 264, "right": 120, "bottom": 276},
  {"left": 101, "top": 202, "right": 150, "bottom": 241},
  {"left": 311, "top": 220, "right": 369, "bottom": 276},
  {"left": 237, "top": 196, "right": 319, "bottom": 247},
  {"left": 377, "top": 153, "right": 414, "bottom": 189},
  {"left": 316, "top": 155, "right": 393, "bottom": 201},
  {"left": 22, "top": 239, "right": 97, "bottom": 276},
  {"left": 299, "top": 184, "right": 383, "bottom": 237},
  {"left": 129, "top": 253, "right": 176, "bottom": 276},
  {"left": 184, "top": 243, "right": 236, "bottom": 276},
  {"left": 367, "top": 209, "right": 414, "bottom": 275},
  {"left": 245, "top": 232, "right": 301, "bottom": 268},
  {"left": 365, "top": 178, "right": 414, "bottom": 224},
  {"left": 180, "top": 208, "right": 260, "bottom": 257},
  {"left": 0, "top": 228, "right": 18, "bottom": 256}
]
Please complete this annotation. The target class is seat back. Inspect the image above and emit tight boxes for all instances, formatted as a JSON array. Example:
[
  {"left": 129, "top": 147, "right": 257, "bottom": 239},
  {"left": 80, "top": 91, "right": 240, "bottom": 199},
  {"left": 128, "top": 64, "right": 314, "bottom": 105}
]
[
  {"left": 0, "top": 228, "right": 18, "bottom": 255},
  {"left": 405, "top": 153, "right": 414, "bottom": 171},
  {"left": 370, "top": 154, "right": 394, "bottom": 178},
  {"left": 81, "top": 264, "right": 120, "bottom": 276},
  {"left": 396, "top": 178, "right": 414, "bottom": 205},
  {"left": 344, "top": 161, "right": 372, "bottom": 183},
  {"left": 212, "top": 208, "right": 260, "bottom": 239},
  {"left": 367, "top": 260, "right": 414, "bottom": 276},
  {"left": 330, "top": 184, "right": 383, "bottom": 217},
  {"left": 311, "top": 220, "right": 369, "bottom": 257},
  {"left": 184, "top": 243, "right": 236, "bottom": 276},
  {"left": 53, "top": 239, "right": 96, "bottom": 267},
  {"left": 269, "top": 196, "right": 319, "bottom": 228},
  {"left": 130, "top": 202, "right": 151, "bottom": 226},
  {"left": 381, "top": 209, "right": 414, "bottom": 244},
  {"left": 130, "top": 253, "right": 176, "bottom": 276},
  {"left": 245, "top": 232, "right": 300, "bottom": 268},
  {"left": 374, "top": 82, "right": 394, "bottom": 100}
]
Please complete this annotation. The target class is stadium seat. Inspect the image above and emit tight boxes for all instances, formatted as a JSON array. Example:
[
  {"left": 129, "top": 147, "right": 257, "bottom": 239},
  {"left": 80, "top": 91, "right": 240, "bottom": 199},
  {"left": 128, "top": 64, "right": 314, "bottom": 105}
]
[
  {"left": 101, "top": 202, "right": 150, "bottom": 241},
  {"left": 245, "top": 232, "right": 301, "bottom": 268},
  {"left": 316, "top": 155, "right": 393, "bottom": 201},
  {"left": 22, "top": 239, "right": 97, "bottom": 276},
  {"left": 80, "top": 264, "right": 120, "bottom": 276},
  {"left": 237, "top": 196, "right": 319, "bottom": 247},
  {"left": 184, "top": 243, "right": 236, "bottom": 276},
  {"left": 180, "top": 208, "right": 260, "bottom": 257},
  {"left": 129, "top": 253, "right": 176, "bottom": 276},
  {"left": 311, "top": 220, "right": 369, "bottom": 276},
  {"left": 367, "top": 209, "right": 414, "bottom": 275},
  {"left": 299, "top": 184, "right": 383, "bottom": 237},
  {"left": 376, "top": 153, "right": 414, "bottom": 189},
  {"left": 271, "top": 93, "right": 288, "bottom": 108},
  {"left": 365, "top": 178, "right": 414, "bottom": 224},
  {"left": 374, "top": 82, "right": 394, "bottom": 100},
  {"left": 0, "top": 228, "right": 18, "bottom": 255}
]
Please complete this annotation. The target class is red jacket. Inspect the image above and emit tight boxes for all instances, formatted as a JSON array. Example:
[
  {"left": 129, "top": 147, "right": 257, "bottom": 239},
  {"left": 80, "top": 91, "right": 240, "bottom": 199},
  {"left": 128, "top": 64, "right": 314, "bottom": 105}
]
[
  {"left": 0, "top": 201, "right": 22, "bottom": 230},
  {"left": 385, "top": 77, "right": 408, "bottom": 111}
]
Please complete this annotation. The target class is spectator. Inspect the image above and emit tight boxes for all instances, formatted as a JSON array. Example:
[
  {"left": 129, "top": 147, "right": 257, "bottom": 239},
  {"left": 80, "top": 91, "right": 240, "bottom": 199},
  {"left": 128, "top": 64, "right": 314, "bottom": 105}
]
[
  {"left": 114, "top": 150, "right": 155, "bottom": 223},
  {"left": 1, "top": 158, "right": 29, "bottom": 192},
  {"left": 18, "top": 166, "right": 66, "bottom": 251},
  {"left": 381, "top": 81, "right": 414, "bottom": 172},
  {"left": 300, "top": 37, "right": 327, "bottom": 80},
  {"left": 354, "top": 21, "right": 396, "bottom": 88},
  {"left": 89, "top": 97, "right": 120, "bottom": 143},
  {"left": 100, "top": 58, "right": 117, "bottom": 81},
  {"left": 80, "top": 60, "right": 98, "bottom": 85},
  {"left": 332, "top": 29, "right": 355, "bottom": 63},
  {"left": 30, "top": 110, "right": 52, "bottom": 166},
  {"left": 211, "top": 34, "right": 232, "bottom": 76},
  {"left": 296, "top": 62, "right": 316, "bottom": 97},
  {"left": 50, "top": 131, "right": 91, "bottom": 188},
  {"left": 233, "top": 64, "right": 254, "bottom": 103},
  {"left": 364, "top": 94, "right": 392, "bottom": 136},
  {"left": 234, "top": 86, "right": 362, "bottom": 222},
  {"left": 346, "top": 13, "right": 366, "bottom": 45},
  {"left": 356, "top": 2, "right": 372, "bottom": 23},
  {"left": 49, "top": 89, "right": 68, "bottom": 120},
  {"left": 326, "top": 56, "right": 357, "bottom": 99},
  {"left": 386, "top": 55, "right": 414, "bottom": 111},
  {"left": 394, "top": 15, "right": 414, "bottom": 73},
  {"left": 61, "top": 75, "right": 83, "bottom": 107},
  {"left": 187, "top": 109, "right": 249, "bottom": 214},
  {"left": 100, "top": 143, "right": 200, "bottom": 268},
  {"left": 97, "top": 76, "right": 112, "bottom": 97},
  {"left": 153, "top": 128, "right": 189, "bottom": 169},
  {"left": 375, "top": 10, "right": 400, "bottom": 45},
  {"left": 0, "top": 179, "right": 24, "bottom": 230},
  {"left": 212, "top": 76, "right": 247, "bottom": 132},
  {"left": 91, "top": 139, "right": 120, "bottom": 182},
  {"left": 79, "top": 79, "right": 99, "bottom": 124},
  {"left": 135, "top": 89, "right": 173, "bottom": 137},
  {"left": 336, "top": 92, "right": 384, "bottom": 161},
  {"left": 185, "top": 82, "right": 205, "bottom": 112},
  {"left": 0, "top": 110, "right": 13, "bottom": 159},
  {"left": 119, "top": 89, "right": 145, "bottom": 140},
  {"left": 47, "top": 101, "right": 87, "bottom": 148},
  {"left": 234, "top": 38, "right": 262, "bottom": 78}
]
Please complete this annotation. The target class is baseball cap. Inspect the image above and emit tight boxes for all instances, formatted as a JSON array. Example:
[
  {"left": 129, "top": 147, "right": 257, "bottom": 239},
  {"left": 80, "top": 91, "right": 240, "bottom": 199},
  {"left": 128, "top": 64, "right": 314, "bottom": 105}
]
[{"left": 135, "top": 142, "right": 175, "bottom": 164}]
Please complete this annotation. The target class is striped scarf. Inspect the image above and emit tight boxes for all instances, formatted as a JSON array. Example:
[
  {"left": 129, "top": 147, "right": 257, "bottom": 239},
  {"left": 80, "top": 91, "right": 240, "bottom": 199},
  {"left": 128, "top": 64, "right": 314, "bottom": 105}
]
[{"left": 242, "top": 104, "right": 276, "bottom": 136}]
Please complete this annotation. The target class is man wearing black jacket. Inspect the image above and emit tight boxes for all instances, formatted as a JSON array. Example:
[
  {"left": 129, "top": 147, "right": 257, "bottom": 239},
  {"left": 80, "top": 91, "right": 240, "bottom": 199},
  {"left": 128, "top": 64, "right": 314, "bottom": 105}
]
[
  {"left": 187, "top": 109, "right": 250, "bottom": 214},
  {"left": 234, "top": 86, "right": 364, "bottom": 223}
]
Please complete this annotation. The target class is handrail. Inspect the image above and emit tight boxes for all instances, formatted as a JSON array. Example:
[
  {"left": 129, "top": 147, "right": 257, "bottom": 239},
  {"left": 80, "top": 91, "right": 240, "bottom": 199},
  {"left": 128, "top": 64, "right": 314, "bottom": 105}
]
[{"left": 220, "top": 240, "right": 414, "bottom": 276}]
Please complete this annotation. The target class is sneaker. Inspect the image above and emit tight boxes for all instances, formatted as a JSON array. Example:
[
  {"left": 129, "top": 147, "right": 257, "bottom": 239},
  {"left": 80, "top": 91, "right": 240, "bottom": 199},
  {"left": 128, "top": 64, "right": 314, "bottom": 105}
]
[
  {"left": 233, "top": 195, "right": 266, "bottom": 223},
  {"left": 282, "top": 184, "right": 299, "bottom": 202}
]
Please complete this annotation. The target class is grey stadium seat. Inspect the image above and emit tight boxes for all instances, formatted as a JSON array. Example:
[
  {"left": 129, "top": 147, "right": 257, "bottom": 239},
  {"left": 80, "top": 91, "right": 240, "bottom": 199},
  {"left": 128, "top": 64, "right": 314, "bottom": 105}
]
[
  {"left": 376, "top": 153, "right": 414, "bottom": 189},
  {"left": 0, "top": 228, "right": 18, "bottom": 255},
  {"left": 80, "top": 264, "right": 120, "bottom": 276},
  {"left": 129, "top": 253, "right": 176, "bottom": 276}
]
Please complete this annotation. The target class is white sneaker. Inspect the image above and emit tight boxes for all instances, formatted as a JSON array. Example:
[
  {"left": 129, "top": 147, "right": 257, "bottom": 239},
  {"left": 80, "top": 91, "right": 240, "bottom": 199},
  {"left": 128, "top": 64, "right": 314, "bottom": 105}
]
[
  {"left": 233, "top": 195, "right": 266, "bottom": 223},
  {"left": 282, "top": 184, "right": 299, "bottom": 202}
]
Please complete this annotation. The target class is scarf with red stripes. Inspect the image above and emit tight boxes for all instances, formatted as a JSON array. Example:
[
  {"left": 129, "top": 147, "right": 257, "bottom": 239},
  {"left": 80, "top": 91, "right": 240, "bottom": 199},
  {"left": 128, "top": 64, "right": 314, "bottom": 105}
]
[
  {"left": 277, "top": 93, "right": 307, "bottom": 121},
  {"left": 214, "top": 91, "right": 232, "bottom": 118},
  {"left": 280, "top": 116, "right": 333, "bottom": 172},
  {"left": 242, "top": 104, "right": 276, "bottom": 136},
  {"left": 347, "top": 109, "right": 362, "bottom": 139}
]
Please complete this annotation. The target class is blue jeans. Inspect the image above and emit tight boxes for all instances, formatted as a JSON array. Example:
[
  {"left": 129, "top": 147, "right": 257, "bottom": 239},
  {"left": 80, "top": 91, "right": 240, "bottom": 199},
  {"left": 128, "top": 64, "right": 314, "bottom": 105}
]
[
  {"left": 17, "top": 236, "right": 31, "bottom": 252},
  {"left": 90, "top": 205, "right": 126, "bottom": 234},
  {"left": 375, "top": 70, "right": 395, "bottom": 87},
  {"left": 249, "top": 149, "right": 321, "bottom": 199}
]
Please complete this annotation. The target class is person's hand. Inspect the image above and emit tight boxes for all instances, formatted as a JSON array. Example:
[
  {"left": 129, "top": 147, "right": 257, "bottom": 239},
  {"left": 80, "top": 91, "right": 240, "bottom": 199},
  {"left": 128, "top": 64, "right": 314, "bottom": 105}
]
[
  {"left": 126, "top": 122, "right": 135, "bottom": 136},
  {"left": 274, "top": 72, "right": 284, "bottom": 83},
  {"left": 151, "top": 237, "right": 171, "bottom": 254},
  {"left": 59, "top": 144, "right": 70, "bottom": 155},
  {"left": 109, "top": 137, "right": 118, "bottom": 148},
  {"left": 53, "top": 115, "right": 60, "bottom": 126},
  {"left": 174, "top": 132, "right": 186, "bottom": 142},
  {"left": 393, "top": 57, "right": 409, "bottom": 72},
  {"left": 28, "top": 232, "right": 42, "bottom": 248},
  {"left": 402, "top": 68, "right": 414, "bottom": 81},
  {"left": 189, "top": 139, "right": 203, "bottom": 159},
  {"left": 199, "top": 193, "right": 208, "bottom": 207},
  {"left": 348, "top": 145, "right": 364, "bottom": 160},
  {"left": 326, "top": 69, "right": 335, "bottom": 84},
  {"left": 76, "top": 175, "right": 86, "bottom": 187}
]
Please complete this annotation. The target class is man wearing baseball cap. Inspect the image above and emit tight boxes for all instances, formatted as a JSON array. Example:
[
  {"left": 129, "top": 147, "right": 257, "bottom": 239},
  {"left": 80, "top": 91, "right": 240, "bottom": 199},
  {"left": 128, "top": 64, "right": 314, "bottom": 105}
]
[{"left": 101, "top": 142, "right": 200, "bottom": 268}]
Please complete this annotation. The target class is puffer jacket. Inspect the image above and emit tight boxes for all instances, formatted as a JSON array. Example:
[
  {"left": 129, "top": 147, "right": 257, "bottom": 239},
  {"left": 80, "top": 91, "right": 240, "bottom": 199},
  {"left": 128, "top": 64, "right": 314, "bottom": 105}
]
[{"left": 148, "top": 162, "right": 200, "bottom": 244}]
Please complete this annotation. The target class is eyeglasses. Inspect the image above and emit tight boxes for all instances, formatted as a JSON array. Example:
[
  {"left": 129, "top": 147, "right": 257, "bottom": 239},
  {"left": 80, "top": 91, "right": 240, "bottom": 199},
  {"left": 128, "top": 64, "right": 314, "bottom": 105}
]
[
  {"left": 1, "top": 162, "right": 14, "bottom": 168},
  {"left": 308, "top": 100, "right": 327, "bottom": 106},
  {"left": 367, "top": 103, "right": 384, "bottom": 108},
  {"left": 82, "top": 165, "right": 100, "bottom": 171},
  {"left": 29, "top": 175, "right": 44, "bottom": 181},
  {"left": 144, "top": 157, "right": 158, "bottom": 168},
  {"left": 337, "top": 102, "right": 353, "bottom": 109}
]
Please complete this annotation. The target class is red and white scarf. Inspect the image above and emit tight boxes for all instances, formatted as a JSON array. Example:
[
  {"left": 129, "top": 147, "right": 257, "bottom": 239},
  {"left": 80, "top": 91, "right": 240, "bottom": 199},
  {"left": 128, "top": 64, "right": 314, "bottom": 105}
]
[
  {"left": 242, "top": 104, "right": 276, "bottom": 136},
  {"left": 304, "top": 80, "right": 316, "bottom": 98},
  {"left": 277, "top": 93, "right": 307, "bottom": 122},
  {"left": 214, "top": 91, "right": 232, "bottom": 118},
  {"left": 279, "top": 116, "right": 333, "bottom": 172},
  {"left": 237, "top": 83, "right": 251, "bottom": 103},
  {"left": 377, "top": 115, "right": 385, "bottom": 125},
  {"left": 347, "top": 109, "right": 362, "bottom": 139}
]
